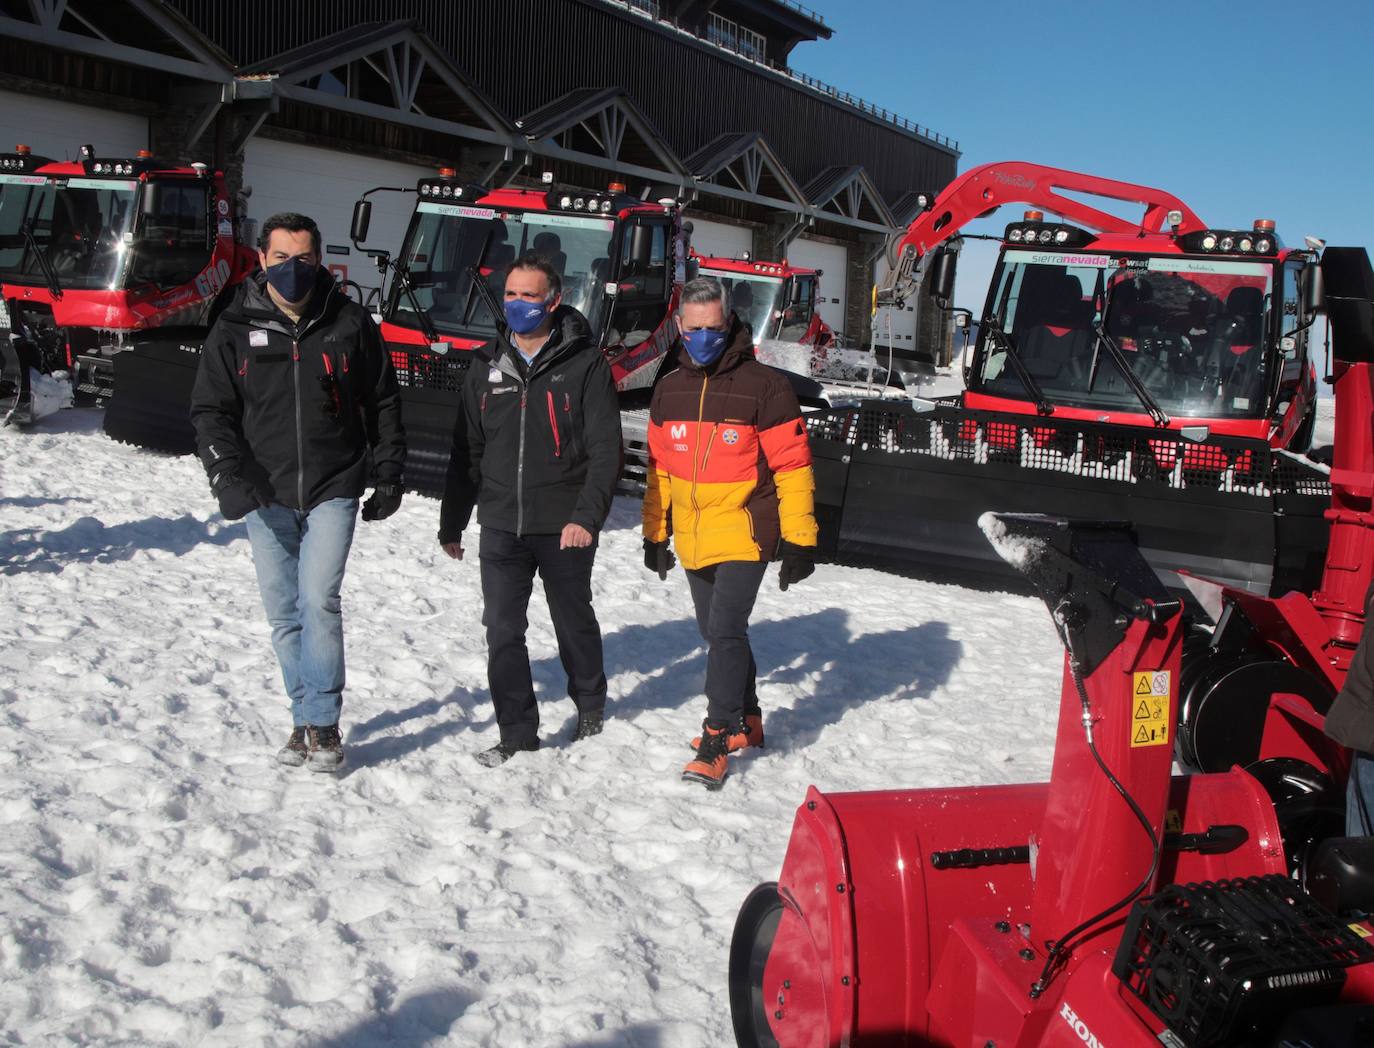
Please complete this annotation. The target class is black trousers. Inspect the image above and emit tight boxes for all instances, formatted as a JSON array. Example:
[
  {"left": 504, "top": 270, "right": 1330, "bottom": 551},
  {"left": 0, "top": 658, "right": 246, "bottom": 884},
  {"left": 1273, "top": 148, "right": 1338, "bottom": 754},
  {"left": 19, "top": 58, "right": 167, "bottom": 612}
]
[
  {"left": 479, "top": 527, "right": 607, "bottom": 746},
  {"left": 686, "top": 559, "right": 768, "bottom": 726}
]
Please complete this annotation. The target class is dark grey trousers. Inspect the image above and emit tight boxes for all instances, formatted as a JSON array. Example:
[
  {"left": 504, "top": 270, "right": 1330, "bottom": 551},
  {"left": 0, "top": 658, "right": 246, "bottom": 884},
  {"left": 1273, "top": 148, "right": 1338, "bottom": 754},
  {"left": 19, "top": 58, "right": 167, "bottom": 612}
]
[{"left": 686, "top": 559, "right": 768, "bottom": 725}]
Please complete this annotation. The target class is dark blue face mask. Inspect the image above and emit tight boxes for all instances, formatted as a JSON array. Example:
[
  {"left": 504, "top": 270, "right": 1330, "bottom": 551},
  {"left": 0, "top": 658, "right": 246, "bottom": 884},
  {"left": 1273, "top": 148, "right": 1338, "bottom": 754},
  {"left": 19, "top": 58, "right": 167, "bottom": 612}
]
[
  {"left": 264, "top": 256, "right": 317, "bottom": 303},
  {"left": 683, "top": 328, "right": 728, "bottom": 366},
  {"left": 504, "top": 297, "right": 553, "bottom": 335}
]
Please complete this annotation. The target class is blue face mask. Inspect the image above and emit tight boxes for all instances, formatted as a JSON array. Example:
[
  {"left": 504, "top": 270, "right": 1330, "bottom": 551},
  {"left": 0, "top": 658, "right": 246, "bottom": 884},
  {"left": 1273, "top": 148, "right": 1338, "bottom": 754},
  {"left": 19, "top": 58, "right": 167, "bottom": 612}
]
[
  {"left": 504, "top": 297, "right": 552, "bottom": 335},
  {"left": 264, "top": 256, "right": 317, "bottom": 303},
  {"left": 683, "top": 328, "right": 728, "bottom": 367}
]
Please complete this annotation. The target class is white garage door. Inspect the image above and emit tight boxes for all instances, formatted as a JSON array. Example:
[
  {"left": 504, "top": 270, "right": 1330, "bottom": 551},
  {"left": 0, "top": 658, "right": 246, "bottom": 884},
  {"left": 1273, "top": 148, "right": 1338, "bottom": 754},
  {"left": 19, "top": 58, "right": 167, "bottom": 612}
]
[
  {"left": 786, "top": 236, "right": 848, "bottom": 338},
  {"left": 872, "top": 256, "right": 918, "bottom": 352},
  {"left": 0, "top": 90, "right": 146, "bottom": 164},
  {"left": 687, "top": 216, "right": 753, "bottom": 260},
  {"left": 242, "top": 138, "right": 431, "bottom": 300}
]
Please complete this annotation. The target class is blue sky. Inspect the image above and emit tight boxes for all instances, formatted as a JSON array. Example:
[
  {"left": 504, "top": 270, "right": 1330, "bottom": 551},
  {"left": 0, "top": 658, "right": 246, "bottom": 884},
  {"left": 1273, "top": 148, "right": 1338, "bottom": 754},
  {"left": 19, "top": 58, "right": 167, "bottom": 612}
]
[{"left": 790, "top": 0, "right": 1374, "bottom": 310}]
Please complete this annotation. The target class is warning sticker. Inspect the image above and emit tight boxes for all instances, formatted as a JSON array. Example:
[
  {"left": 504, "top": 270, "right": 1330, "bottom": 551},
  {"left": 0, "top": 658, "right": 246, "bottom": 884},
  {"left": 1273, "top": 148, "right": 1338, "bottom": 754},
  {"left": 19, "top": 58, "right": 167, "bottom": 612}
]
[
  {"left": 1130, "top": 670, "right": 1170, "bottom": 748},
  {"left": 1350, "top": 923, "right": 1372, "bottom": 939},
  {"left": 1164, "top": 809, "right": 1182, "bottom": 834}
]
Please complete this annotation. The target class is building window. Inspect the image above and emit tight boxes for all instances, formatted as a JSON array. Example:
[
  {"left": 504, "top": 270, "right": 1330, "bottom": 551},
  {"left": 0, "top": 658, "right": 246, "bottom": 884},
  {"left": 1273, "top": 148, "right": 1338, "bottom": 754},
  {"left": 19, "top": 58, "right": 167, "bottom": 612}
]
[{"left": 706, "top": 13, "right": 767, "bottom": 62}]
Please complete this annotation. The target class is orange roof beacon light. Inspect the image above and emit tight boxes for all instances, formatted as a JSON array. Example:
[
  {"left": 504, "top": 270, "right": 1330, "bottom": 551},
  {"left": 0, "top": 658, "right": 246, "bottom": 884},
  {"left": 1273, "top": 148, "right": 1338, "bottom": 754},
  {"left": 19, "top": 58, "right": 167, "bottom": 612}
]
[
  {"left": 437, "top": 167, "right": 457, "bottom": 178},
  {"left": 607, "top": 181, "right": 626, "bottom": 193},
  {"left": 15, "top": 143, "right": 30, "bottom": 155},
  {"left": 1024, "top": 209, "right": 1045, "bottom": 222}
]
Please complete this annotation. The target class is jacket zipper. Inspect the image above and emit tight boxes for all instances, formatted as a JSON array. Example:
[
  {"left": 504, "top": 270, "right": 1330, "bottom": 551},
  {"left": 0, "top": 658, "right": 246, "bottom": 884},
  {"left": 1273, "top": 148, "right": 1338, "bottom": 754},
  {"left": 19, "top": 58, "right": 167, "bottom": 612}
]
[
  {"left": 293, "top": 340, "right": 304, "bottom": 508},
  {"left": 690, "top": 374, "right": 709, "bottom": 549},
  {"left": 546, "top": 390, "right": 562, "bottom": 458},
  {"left": 516, "top": 384, "right": 528, "bottom": 536}
]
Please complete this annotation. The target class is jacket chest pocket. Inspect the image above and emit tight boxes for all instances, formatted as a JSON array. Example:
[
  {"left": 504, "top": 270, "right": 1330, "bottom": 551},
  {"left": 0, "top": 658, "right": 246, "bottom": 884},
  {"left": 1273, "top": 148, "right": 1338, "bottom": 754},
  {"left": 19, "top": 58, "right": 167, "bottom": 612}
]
[
  {"left": 239, "top": 349, "right": 292, "bottom": 405},
  {"left": 479, "top": 384, "right": 522, "bottom": 435}
]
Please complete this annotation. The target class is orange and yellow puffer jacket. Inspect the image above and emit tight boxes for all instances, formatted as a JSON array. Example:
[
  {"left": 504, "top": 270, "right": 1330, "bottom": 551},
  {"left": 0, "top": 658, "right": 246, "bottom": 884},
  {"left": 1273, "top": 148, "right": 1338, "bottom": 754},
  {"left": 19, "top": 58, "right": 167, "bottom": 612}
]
[{"left": 642, "top": 319, "right": 818, "bottom": 570}]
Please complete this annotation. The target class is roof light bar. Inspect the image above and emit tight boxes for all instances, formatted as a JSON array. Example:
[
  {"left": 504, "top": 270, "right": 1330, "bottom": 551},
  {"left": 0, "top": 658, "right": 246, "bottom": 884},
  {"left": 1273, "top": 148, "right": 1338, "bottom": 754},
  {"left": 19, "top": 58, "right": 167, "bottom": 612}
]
[
  {"left": 1180, "top": 227, "right": 1280, "bottom": 256},
  {"left": 1003, "top": 220, "right": 1093, "bottom": 249}
]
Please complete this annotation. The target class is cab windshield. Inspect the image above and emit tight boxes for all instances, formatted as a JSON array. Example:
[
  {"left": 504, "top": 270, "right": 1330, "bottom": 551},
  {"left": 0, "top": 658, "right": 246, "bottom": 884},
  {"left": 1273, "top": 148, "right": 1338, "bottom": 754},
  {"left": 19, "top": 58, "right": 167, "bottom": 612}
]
[
  {"left": 977, "top": 249, "right": 1275, "bottom": 419},
  {"left": 0, "top": 174, "right": 138, "bottom": 289},
  {"left": 703, "top": 269, "right": 784, "bottom": 343},
  {"left": 391, "top": 202, "right": 615, "bottom": 337}
]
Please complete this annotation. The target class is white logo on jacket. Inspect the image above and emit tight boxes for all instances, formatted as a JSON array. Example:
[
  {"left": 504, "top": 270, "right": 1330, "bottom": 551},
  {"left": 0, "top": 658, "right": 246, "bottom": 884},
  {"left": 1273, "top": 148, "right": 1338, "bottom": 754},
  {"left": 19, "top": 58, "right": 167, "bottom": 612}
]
[{"left": 670, "top": 423, "right": 687, "bottom": 439}]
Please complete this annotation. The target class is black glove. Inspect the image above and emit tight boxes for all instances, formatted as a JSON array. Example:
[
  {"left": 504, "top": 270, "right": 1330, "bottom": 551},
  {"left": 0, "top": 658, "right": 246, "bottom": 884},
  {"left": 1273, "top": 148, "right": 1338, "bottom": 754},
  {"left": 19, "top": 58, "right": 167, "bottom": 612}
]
[
  {"left": 643, "top": 538, "right": 676, "bottom": 580},
  {"left": 362, "top": 483, "right": 403, "bottom": 522},
  {"left": 211, "top": 470, "right": 264, "bottom": 521},
  {"left": 777, "top": 541, "right": 815, "bottom": 591}
]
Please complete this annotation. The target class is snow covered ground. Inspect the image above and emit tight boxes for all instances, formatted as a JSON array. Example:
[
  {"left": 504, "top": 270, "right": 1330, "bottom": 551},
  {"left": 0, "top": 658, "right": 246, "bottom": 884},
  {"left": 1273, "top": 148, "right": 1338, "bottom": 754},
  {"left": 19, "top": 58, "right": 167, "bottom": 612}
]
[{"left": 1, "top": 408, "right": 1064, "bottom": 1045}]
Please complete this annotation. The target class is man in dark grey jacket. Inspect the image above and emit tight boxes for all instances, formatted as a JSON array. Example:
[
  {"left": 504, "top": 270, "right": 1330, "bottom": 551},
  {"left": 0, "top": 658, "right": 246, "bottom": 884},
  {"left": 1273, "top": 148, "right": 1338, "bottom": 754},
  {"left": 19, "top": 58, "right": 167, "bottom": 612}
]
[
  {"left": 439, "top": 253, "right": 621, "bottom": 766},
  {"left": 191, "top": 212, "right": 405, "bottom": 772}
]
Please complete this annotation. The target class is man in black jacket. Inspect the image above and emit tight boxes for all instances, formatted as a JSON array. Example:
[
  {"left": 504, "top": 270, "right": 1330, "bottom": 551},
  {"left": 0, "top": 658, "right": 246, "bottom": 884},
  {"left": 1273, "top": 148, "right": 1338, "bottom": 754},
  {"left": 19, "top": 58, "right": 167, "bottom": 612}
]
[
  {"left": 439, "top": 253, "right": 621, "bottom": 766},
  {"left": 191, "top": 212, "right": 405, "bottom": 773}
]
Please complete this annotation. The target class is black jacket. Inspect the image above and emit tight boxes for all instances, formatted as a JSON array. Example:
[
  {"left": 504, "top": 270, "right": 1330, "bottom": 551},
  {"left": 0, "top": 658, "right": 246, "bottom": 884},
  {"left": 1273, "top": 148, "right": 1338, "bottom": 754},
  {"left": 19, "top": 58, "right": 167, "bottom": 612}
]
[
  {"left": 190, "top": 269, "right": 405, "bottom": 509},
  {"left": 439, "top": 306, "right": 621, "bottom": 540}
]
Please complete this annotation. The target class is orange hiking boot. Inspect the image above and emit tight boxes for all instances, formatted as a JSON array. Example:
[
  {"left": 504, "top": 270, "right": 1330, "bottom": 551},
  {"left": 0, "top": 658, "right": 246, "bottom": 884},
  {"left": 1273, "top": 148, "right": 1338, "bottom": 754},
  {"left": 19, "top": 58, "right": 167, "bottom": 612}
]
[
  {"left": 682, "top": 722, "right": 731, "bottom": 790},
  {"left": 689, "top": 711, "right": 763, "bottom": 753}
]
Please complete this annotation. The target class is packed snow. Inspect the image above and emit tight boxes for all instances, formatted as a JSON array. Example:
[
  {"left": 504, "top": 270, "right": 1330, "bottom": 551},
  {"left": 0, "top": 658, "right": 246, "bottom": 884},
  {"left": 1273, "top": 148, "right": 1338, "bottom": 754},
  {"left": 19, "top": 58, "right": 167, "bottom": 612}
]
[{"left": 1, "top": 406, "right": 1069, "bottom": 1045}]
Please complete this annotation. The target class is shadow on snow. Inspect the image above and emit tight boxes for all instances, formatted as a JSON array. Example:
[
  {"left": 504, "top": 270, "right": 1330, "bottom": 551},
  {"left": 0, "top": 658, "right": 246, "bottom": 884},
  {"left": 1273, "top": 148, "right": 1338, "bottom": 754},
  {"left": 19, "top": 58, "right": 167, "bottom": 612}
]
[{"left": 0, "top": 513, "right": 242, "bottom": 574}]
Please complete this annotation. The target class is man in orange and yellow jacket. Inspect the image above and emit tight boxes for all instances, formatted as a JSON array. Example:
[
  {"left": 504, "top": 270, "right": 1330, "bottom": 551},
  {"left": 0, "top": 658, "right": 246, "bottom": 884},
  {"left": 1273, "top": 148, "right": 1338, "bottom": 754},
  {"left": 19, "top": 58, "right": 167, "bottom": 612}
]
[{"left": 642, "top": 276, "right": 819, "bottom": 789}]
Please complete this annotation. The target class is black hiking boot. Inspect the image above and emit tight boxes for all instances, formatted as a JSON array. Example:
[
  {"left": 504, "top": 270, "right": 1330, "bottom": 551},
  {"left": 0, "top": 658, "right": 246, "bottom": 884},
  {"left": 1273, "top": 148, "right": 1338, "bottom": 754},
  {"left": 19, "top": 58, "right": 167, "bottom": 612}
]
[
  {"left": 306, "top": 724, "right": 345, "bottom": 773},
  {"left": 574, "top": 710, "right": 604, "bottom": 741},
  {"left": 277, "top": 726, "right": 309, "bottom": 767},
  {"left": 474, "top": 738, "right": 540, "bottom": 768}
]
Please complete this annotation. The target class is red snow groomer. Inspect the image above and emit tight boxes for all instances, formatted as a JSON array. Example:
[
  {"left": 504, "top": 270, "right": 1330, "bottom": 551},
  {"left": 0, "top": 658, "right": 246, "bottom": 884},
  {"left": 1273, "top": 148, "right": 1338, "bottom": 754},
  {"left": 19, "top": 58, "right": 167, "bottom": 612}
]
[
  {"left": 808, "top": 162, "right": 1330, "bottom": 598},
  {"left": 350, "top": 171, "right": 691, "bottom": 495},
  {"left": 0, "top": 143, "right": 256, "bottom": 446},
  {"left": 729, "top": 247, "right": 1374, "bottom": 1048},
  {"left": 693, "top": 253, "right": 835, "bottom": 370}
]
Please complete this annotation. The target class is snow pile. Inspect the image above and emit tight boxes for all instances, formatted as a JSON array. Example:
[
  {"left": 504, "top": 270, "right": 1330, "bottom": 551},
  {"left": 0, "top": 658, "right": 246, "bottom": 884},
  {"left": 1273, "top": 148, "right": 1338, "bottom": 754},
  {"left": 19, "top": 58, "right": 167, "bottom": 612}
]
[
  {"left": 978, "top": 511, "right": 1048, "bottom": 574},
  {"left": 0, "top": 409, "right": 1062, "bottom": 1045}
]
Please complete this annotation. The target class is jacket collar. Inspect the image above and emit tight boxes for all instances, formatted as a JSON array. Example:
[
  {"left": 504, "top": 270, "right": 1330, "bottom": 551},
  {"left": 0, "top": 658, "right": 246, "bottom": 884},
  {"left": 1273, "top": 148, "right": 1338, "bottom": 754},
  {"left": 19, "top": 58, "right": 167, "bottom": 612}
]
[{"left": 232, "top": 268, "right": 338, "bottom": 336}]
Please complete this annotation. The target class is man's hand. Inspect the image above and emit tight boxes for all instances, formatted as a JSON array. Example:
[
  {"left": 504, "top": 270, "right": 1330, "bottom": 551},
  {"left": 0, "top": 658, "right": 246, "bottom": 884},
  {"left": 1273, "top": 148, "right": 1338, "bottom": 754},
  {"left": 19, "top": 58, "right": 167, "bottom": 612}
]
[
  {"left": 362, "top": 483, "right": 403, "bottom": 522},
  {"left": 777, "top": 541, "right": 816, "bottom": 591},
  {"left": 643, "top": 538, "right": 675, "bottom": 580},
  {"left": 211, "top": 470, "right": 264, "bottom": 522},
  {"left": 441, "top": 541, "right": 464, "bottom": 561},
  {"left": 560, "top": 523, "right": 594, "bottom": 549}
]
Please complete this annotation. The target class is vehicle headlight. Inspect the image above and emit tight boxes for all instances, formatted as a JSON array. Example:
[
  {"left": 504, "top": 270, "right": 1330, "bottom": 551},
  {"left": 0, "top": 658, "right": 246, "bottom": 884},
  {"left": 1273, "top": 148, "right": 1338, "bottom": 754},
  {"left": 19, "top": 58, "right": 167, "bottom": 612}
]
[
  {"left": 1054, "top": 229, "right": 1069, "bottom": 243},
  {"left": 441, "top": 185, "right": 453, "bottom": 197},
  {"left": 1201, "top": 233, "right": 1218, "bottom": 250},
  {"left": 1008, "top": 229, "right": 1023, "bottom": 242},
  {"left": 1238, "top": 236, "right": 1253, "bottom": 252},
  {"left": 559, "top": 195, "right": 573, "bottom": 208},
  {"left": 573, "top": 198, "right": 586, "bottom": 210},
  {"left": 1038, "top": 229, "right": 1053, "bottom": 243},
  {"left": 1255, "top": 237, "right": 1272, "bottom": 253},
  {"left": 1219, "top": 235, "right": 1235, "bottom": 251}
]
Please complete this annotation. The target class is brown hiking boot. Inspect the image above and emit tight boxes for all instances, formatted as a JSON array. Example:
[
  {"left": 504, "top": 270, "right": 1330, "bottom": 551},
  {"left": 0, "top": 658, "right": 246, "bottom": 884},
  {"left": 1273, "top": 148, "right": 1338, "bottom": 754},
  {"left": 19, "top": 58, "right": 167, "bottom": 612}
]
[
  {"left": 306, "top": 724, "right": 345, "bottom": 773},
  {"left": 682, "top": 722, "right": 731, "bottom": 790},
  {"left": 277, "top": 726, "right": 309, "bottom": 767}
]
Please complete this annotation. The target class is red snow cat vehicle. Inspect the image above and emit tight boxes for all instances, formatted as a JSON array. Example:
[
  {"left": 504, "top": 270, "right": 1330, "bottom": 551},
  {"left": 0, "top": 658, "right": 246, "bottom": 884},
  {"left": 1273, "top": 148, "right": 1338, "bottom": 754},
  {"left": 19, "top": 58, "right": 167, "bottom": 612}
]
[
  {"left": 349, "top": 170, "right": 692, "bottom": 495},
  {"left": 694, "top": 252, "right": 836, "bottom": 372},
  {"left": 804, "top": 161, "right": 1330, "bottom": 600},
  {"left": 0, "top": 143, "right": 256, "bottom": 446},
  {"left": 727, "top": 244, "right": 1374, "bottom": 1048}
]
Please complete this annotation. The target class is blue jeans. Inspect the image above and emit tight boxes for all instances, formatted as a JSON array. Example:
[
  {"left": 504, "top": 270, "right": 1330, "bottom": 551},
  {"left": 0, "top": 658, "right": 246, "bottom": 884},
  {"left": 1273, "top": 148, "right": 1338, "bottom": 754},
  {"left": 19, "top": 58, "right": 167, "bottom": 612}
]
[
  {"left": 1348, "top": 752, "right": 1374, "bottom": 836},
  {"left": 245, "top": 498, "right": 359, "bottom": 727}
]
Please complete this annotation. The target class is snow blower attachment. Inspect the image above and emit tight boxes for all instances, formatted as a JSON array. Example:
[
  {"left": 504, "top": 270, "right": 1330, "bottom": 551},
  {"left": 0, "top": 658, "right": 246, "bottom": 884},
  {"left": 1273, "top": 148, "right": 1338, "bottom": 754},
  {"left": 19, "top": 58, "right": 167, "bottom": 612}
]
[{"left": 728, "top": 513, "right": 1374, "bottom": 1047}]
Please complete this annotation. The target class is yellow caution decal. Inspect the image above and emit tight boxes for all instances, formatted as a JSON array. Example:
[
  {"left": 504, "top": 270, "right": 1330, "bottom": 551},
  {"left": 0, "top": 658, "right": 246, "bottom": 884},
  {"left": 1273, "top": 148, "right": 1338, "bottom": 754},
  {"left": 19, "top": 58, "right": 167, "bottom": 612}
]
[{"left": 1130, "top": 670, "right": 1171, "bottom": 748}]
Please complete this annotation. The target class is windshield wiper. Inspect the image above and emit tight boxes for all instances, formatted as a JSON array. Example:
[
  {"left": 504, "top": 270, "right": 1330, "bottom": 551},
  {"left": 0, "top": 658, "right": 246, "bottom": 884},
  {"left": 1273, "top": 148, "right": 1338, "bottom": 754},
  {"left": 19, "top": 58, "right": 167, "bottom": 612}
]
[
  {"left": 982, "top": 316, "right": 1054, "bottom": 415},
  {"left": 1090, "top": 319, "right": 1170, "bottom": 427},
  {"left": 19, "top": 221, "right": 62, "bottom": 300}
]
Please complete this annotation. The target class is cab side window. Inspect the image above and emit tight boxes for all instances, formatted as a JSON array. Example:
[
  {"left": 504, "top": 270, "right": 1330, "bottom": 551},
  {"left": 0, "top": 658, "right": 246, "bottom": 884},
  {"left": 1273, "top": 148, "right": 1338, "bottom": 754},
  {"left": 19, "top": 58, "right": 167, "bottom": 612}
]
[
  {"left": 780, "top": 277, "right": 816, "bottom": 341},
  {"left": 134, "top": 182, "right": 211, "bottom": 287}
]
